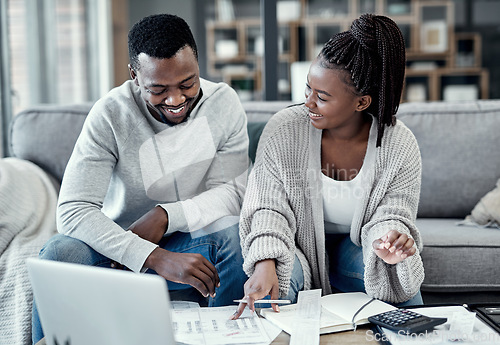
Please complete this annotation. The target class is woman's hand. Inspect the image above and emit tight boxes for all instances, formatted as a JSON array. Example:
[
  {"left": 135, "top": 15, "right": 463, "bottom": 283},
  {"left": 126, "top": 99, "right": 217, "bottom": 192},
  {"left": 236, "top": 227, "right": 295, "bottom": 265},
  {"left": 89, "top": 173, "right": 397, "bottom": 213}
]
[
  {"left": 230, "top": 259, "right": 280, "bottom": 320},
  {"left": 372, "top": 230, "right": 416, "bottom": 265}
]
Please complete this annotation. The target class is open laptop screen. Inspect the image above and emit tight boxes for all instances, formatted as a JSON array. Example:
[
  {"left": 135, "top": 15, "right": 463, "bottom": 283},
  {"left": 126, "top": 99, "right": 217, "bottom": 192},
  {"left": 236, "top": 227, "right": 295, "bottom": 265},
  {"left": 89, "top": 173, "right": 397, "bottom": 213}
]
[{"left": 27, "top": 258, "right": 176, "bottom": 345}]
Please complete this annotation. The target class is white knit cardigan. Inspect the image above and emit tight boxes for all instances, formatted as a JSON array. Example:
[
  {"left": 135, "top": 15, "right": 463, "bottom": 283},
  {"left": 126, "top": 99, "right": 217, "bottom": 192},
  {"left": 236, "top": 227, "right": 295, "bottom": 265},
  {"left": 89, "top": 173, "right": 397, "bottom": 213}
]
[{"left": 240, "top": 104, "right": 424, "bottom": 303}]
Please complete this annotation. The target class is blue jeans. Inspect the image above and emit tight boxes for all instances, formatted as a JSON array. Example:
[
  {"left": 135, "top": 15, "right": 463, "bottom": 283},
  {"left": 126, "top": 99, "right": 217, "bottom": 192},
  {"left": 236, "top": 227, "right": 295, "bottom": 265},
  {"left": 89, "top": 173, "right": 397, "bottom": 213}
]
[
  {"left": 285, "top": 234, "right": 423, "bottom": 307},
  {"left": 31, "top": 224, "right": 246, "bottom": 344}
]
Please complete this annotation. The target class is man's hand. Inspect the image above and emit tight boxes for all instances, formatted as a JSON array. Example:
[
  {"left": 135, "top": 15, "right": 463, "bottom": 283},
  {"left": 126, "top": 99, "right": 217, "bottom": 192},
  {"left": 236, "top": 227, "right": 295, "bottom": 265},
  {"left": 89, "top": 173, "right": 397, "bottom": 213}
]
[
  {"left": 144, "top": 247, "right": 220, "bottom": 298},
  {"left": 231, "top": 259, "right": 279, "bottom": 320},
  {"left": 129, "top": 207, "right": 219, "bottom": 297},
  {"left": 372, "top": 230, "right": 416, "bottom": 265},
  {"left": 128, "top": 206, "right": 168, "bottom": 244}
]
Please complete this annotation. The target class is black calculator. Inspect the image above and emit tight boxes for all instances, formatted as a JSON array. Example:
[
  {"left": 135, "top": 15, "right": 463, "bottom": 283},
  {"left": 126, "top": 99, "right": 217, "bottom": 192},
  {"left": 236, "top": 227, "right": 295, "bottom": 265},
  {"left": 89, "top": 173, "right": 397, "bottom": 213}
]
[{"left": 368, "top": 309, "right": 447, "bottom": 334}]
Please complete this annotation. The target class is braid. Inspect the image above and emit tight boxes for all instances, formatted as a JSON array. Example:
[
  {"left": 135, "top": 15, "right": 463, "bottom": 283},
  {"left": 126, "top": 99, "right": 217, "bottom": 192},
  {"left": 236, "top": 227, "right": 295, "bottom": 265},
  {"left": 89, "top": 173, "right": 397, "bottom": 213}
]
[{"left": 319, "top": 14, "right": 406, "bottom": 146}]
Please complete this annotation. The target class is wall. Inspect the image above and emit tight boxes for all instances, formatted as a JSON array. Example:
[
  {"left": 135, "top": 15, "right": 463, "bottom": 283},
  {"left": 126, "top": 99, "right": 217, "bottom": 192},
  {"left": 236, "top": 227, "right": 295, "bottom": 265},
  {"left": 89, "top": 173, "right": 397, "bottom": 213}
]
[
  {"left": 128, "top": 0, "right": 196, "bottom": 31},
  {"left": 112, "top": 0, "right": 208, "bottom": 86},
  {"left": 466, "top": 0, "right": 500, "bottom": 99},
  {"left": 120, "top": 0, "right": 207, "bottom": 82}
]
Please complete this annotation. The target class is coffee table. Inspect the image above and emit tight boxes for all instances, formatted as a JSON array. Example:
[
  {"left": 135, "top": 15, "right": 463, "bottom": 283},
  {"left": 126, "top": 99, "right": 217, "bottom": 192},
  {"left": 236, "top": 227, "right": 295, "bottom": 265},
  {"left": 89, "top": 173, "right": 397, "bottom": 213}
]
[
  {"left": 35, "top": 320, "right": 375, "bottom": 345},
  {"left": 270, "top": 324, "right": 375, "bottom": 344},
  {"left": 36, "top": 325, "right": 375, "bottom": 345},
  {"left": 35, "top": 325, "right": 378, "bottom": 345}
]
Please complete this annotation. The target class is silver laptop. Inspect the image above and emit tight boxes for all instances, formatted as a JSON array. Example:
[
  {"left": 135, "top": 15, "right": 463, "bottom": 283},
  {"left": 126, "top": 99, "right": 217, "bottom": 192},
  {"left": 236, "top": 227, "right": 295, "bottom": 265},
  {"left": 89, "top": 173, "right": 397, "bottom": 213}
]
[{"left": 27, "top": 257, "right": 176, "bottom": 345}]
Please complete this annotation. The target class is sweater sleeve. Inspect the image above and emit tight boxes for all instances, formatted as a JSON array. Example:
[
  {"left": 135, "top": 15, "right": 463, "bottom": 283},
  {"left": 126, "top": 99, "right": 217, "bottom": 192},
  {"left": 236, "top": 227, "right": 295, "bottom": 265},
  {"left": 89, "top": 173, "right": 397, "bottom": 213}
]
[
  {"left": 239, "top": 114, "right": 298, "bottom": 296},
  {"left": 361, "top": 124, "right": 425, "bottom": 303},
  {"left": 57, "top": 99, "right": 158, "bottom": 273}
]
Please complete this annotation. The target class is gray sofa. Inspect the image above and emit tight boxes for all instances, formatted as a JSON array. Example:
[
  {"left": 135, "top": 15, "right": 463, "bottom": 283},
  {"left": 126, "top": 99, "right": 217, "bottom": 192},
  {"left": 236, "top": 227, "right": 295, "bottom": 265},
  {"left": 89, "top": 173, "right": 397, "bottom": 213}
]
[{"left": 5, "top": 100, "right": 500, "bottom": 322}]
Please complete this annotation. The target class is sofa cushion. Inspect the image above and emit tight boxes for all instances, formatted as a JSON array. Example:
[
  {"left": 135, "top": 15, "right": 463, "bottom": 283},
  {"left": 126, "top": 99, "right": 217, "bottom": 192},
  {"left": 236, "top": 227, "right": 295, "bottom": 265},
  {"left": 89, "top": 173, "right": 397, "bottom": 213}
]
[
  {"left": 417, "top": 218, "right": 500, "bottom": 292},
  {"left": 9, "top": 103, "right": 92, "bottom": 182},
  {"left": 8, "top": 101, "right": 291, "bottom": 181},
  {"left": 247, "top": 122, "right": 266, "bottom": 163},
  {"left": 242, "top": 101, "right": 292, "bottom": 123},
  {"left": 397, "top": 100, "right": 500, "bottom": 218},
  {"left": 242, "top": 101, "right": 293, "bottom": 163}
]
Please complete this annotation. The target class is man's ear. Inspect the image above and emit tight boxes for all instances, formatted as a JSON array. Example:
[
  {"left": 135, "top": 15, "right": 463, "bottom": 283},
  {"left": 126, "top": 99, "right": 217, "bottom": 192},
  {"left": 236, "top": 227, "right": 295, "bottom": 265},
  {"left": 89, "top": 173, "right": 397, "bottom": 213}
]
[
  {"left": 357, "top": 95, "right": 372, "bottom": 112},
  {"left": 128, "top": 64, "right": 139, "bottom": 86}
]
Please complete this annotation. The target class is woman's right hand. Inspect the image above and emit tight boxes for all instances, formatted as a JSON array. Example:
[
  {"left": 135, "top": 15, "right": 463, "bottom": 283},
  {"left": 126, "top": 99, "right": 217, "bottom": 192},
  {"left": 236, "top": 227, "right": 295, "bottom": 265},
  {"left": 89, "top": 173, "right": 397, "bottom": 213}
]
[{"left": 231, "top": 259, "right": 280, "bottom": 320}]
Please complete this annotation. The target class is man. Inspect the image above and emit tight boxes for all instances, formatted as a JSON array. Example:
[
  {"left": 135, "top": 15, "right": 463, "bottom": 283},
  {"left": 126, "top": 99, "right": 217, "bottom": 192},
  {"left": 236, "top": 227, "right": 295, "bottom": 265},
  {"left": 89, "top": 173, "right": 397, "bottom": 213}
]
[{"left": 32, "top": 14, "right": 249, "bottom": 343}]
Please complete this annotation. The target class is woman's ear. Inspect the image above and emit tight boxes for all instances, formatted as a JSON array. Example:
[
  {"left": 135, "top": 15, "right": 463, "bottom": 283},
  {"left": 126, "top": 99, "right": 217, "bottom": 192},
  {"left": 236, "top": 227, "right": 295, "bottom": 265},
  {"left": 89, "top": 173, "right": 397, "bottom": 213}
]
[
  {"left": 357, "top": 95, "right": 372, "bottom": 112},
  {"left": 128, "top": 64, "right": 139, "bottom": 86}
]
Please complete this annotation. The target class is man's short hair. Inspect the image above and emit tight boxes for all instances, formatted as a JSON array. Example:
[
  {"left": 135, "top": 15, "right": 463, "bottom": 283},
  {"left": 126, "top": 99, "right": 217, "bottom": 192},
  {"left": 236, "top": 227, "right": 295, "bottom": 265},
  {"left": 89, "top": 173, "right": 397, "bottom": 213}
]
[{"left": 128, "top": 13, "right": 198, "bottom": 71}]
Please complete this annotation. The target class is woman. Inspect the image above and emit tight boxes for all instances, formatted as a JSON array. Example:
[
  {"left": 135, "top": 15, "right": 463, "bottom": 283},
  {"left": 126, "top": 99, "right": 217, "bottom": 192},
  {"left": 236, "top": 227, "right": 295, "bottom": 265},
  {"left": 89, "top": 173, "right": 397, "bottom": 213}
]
[{"left": 233, "top": 13, "right": 424, "bottom": 318}]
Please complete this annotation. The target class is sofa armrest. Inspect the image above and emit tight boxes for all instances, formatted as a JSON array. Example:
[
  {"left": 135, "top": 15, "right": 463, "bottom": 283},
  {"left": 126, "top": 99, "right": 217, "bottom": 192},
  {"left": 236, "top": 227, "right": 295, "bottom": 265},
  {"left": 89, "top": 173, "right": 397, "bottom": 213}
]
[{"left": 9, "top": 103, "right": 93, "bottom": 182}]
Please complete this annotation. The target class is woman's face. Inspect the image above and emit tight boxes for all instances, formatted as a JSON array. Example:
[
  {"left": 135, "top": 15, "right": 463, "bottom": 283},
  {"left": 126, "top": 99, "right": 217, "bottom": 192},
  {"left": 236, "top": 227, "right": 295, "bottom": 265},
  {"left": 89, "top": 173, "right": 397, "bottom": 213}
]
[{"left": 304, "top": 58, "right": 370, "bottom": 131}]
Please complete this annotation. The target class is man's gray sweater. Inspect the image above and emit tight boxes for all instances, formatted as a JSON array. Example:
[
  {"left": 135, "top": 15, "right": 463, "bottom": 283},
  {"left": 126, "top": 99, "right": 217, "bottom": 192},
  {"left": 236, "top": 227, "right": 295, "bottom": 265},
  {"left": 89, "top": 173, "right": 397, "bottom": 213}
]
[{"left": 57, "top": 79, "right": 249, "bottom": 273}]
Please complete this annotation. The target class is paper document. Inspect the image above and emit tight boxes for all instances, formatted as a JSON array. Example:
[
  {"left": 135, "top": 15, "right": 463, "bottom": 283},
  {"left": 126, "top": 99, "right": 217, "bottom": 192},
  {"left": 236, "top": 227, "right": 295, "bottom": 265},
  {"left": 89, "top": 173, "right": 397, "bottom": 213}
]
[
  {"left": 172, "top": 304, "right": 272, "bottom": 345},
  {"left": 290, "top": 289, "right": 321, "bottom": 345}
]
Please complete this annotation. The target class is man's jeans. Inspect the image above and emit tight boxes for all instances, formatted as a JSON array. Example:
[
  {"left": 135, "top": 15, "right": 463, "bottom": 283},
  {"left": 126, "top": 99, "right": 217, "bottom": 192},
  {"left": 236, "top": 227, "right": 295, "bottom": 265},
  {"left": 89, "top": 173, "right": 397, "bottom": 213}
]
[
  {"left": 32, "top": 224, "right": 246, "bottom": 344},
  {"left": 286, "top": 234, "right": 423, "bottom": 307}
]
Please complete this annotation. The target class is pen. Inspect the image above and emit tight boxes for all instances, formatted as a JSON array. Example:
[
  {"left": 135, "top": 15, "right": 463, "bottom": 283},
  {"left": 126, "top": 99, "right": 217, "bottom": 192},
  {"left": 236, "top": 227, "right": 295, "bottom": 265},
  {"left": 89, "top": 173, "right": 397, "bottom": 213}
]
[{"left": 233, "top": 299, "right": 292, "bottom": 304}]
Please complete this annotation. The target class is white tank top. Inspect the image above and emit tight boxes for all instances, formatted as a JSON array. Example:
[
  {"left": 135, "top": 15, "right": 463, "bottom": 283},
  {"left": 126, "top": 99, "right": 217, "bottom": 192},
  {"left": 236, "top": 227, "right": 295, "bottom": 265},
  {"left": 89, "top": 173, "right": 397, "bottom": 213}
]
[
  {"left": 322, "top": 168, "right": 364, "bottom": 233},
  {"left": 322, "top": 118, "right": 376, "bottom": 234}
]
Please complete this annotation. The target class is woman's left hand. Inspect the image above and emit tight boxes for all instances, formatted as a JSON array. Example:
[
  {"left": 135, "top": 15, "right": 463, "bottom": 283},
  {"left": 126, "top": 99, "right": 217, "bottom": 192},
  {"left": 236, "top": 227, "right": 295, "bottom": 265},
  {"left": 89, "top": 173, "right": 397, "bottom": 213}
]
[{"left": 372, "top": 230, "right": 416, "bottom": 264}]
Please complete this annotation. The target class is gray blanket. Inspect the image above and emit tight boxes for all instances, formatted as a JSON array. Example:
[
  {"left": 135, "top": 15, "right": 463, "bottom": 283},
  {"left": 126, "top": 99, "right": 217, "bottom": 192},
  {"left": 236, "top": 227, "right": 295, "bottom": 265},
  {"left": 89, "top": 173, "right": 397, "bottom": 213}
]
[{"left": 0, "top": 158, "right": 58, "bottom": 345}]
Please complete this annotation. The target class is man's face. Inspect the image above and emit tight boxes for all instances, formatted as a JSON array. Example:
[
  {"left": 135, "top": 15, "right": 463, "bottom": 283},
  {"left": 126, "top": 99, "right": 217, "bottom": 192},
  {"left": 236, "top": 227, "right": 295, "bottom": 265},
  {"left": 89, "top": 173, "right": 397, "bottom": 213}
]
[{"left": 130, "top": 47, "right": 201, "bottom": 125}]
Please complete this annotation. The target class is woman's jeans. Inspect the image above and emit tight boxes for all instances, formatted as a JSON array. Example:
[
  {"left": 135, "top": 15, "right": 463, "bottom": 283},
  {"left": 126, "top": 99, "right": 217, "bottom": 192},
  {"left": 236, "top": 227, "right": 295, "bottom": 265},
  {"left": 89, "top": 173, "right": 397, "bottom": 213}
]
[
  {"left": 286, "top": 234, "right": 423, "bottom": 307},
  {"left": 31, "top": 224, "right": 246, "bottom": 344}
]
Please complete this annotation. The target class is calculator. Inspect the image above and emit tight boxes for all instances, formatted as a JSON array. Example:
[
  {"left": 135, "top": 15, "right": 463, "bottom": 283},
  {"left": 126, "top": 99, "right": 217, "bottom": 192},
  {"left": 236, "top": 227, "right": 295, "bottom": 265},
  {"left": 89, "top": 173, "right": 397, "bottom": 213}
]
[{"left": 368, "top": 309, "right": 447, "bottom": 334}]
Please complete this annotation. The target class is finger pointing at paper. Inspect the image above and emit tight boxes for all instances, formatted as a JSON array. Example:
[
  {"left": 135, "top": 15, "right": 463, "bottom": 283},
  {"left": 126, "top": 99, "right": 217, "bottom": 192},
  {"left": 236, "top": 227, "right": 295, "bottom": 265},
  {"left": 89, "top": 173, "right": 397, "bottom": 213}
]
[{"left": 231, "top": 259, "right": 280, "bottom": 320}]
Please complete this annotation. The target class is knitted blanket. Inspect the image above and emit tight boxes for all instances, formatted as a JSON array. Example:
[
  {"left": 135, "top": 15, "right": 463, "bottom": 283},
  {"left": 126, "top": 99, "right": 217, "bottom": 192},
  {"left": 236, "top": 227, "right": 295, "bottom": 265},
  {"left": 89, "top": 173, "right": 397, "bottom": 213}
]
[{"left": 0, "top": 158, "right": 58, "bottom": 345}]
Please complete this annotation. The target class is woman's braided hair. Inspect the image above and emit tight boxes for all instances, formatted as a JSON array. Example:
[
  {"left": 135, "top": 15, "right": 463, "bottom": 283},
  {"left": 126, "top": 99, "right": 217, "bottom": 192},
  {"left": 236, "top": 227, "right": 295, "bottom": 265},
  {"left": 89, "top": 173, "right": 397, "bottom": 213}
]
[{"left": 319, "top": 14, "right": 406, "bottom": 147}]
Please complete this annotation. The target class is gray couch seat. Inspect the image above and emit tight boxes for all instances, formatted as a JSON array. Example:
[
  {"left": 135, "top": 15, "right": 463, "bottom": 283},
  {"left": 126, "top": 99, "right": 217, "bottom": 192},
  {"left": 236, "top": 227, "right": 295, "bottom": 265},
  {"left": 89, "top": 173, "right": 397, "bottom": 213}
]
[
  {"left": 397, "top": 100, "right": 500, "bottom": 303},
  {"left": 417, "top": 219, "right": 500, "bottom": 292}
]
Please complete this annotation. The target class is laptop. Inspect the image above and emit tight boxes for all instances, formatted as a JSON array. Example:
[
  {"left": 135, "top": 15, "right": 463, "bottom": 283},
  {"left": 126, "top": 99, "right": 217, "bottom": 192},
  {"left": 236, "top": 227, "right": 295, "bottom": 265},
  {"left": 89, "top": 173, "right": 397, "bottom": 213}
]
[{"left": 27, "top": 258, "right": 176, "bottom": 345}]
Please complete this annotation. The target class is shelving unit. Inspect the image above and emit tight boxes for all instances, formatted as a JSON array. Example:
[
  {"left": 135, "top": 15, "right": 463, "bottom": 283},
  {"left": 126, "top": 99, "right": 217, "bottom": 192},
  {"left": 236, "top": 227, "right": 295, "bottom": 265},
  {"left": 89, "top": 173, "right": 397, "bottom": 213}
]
[{"left": 205, "top": 0, "right": 489, "bottom": 102}]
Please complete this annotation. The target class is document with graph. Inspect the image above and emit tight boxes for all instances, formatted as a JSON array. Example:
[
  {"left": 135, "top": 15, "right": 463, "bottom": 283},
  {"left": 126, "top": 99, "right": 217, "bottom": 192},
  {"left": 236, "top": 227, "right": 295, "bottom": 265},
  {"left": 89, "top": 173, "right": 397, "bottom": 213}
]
[{"left": 171, "top": 302, "right": 273, "bottom": 345}]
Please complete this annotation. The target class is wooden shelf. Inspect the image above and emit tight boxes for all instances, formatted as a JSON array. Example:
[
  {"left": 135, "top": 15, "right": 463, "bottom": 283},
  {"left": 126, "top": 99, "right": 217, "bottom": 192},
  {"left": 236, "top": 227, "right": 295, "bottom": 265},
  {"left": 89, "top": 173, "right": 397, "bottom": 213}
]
[{"left": 206, "top": 0, "right": 489, "bottom": 102}]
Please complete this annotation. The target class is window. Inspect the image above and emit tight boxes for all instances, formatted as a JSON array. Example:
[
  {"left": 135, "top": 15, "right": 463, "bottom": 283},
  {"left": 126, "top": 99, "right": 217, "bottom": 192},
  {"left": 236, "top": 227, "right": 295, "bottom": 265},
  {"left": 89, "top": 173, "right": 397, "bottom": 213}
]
[{"left": 0, "top": 0, "right": 112, "bottom": 156}]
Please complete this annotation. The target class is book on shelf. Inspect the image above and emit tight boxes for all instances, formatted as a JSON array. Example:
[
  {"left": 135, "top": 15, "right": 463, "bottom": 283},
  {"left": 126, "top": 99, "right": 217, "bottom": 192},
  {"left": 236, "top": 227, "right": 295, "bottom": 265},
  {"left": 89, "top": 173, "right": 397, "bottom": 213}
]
[{"left": 260, "top": 291, "right": 396, "bottom": 335}]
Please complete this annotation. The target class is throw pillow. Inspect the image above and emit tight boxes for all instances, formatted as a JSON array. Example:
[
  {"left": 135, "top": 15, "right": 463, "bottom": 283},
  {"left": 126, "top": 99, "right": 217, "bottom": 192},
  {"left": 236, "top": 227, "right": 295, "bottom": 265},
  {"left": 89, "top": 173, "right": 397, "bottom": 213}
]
[{"left": 464, "top": 178, "right": 500, "bottom": 228}]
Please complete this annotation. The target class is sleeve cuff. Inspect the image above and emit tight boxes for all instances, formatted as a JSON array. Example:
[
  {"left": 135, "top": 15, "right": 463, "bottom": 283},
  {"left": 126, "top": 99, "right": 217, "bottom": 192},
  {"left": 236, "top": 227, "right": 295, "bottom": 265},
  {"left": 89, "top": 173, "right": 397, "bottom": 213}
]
[
  {"left": 121, "top": 236, "right": 159, "bottom": 273},
  {"left": 158, "top": 202, "right": 189, "bottom": 235}
]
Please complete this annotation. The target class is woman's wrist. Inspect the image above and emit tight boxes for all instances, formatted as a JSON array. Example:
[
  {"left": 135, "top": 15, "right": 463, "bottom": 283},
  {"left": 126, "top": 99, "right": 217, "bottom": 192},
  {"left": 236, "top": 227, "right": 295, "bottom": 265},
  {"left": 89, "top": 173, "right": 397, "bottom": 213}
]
[{"left": 255, "top": 258, "right": 276, "bottom": 272}]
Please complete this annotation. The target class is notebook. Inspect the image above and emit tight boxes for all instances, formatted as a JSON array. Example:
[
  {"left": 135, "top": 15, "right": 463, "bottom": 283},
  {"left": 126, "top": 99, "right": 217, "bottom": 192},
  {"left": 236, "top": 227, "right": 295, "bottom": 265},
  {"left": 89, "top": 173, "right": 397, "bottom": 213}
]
[
  {"left": 27, "top": 258, "right": 176, "bottom": 345},
  {"left": 260, "top": 291, "right": 397, "bottom": 335}
]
